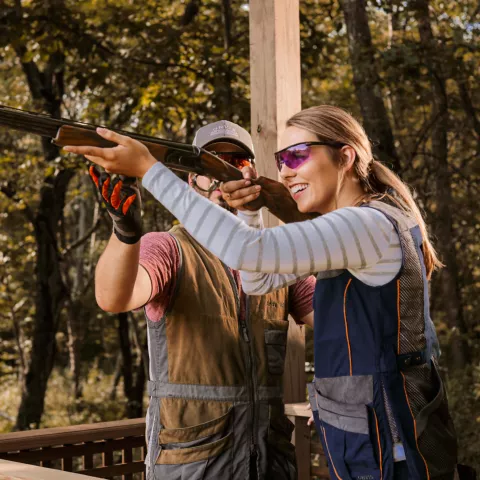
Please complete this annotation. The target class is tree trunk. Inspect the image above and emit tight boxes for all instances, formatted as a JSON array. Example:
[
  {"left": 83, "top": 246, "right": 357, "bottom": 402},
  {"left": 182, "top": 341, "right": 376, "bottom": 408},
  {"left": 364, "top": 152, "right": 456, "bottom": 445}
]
[
  {"left": 117, "top": 313, "right": 147, "bottom": 418},
  {"left": 64, "top": 180, "right": 94, "bottom": 401},
  {"left": 117, "top": 312, "right": 137, "bottom": 418},
  {"left": 13, "top": 2, "right": 74, "bottom": 428},
  {"left": 15, "top": 167, "right": 74, "bottom": 429},
  {"left": 412, "top": 0, "right": 470, "bottom": 370},
  {"left": 109, "top": 353, "right": 123, "bottom": 401},
  {"left": 131, "top": 343, "right": 147, "bottom": 418},
  {"left": 129, "top": 313, "right": 149, "bottom": 379},
  {"left": 6, "top": 297, "right": 29, "bottom": 390},
  {"left": 11, "top": 311, "right": 27, "bottom": 390},
  {"left": 66, "top": 301, "right": 83, "bottom": 400},
  {"left": 339, "top": 0, "right": 401, "bottom": 171},
  {"left": 454, "top": 62, "right": 480, "bottom": 152}
]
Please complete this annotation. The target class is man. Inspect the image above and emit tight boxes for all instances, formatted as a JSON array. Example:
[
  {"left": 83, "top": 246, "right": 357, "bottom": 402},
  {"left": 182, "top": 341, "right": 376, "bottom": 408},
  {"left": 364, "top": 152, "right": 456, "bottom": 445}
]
[{"left": 90, "top": 120, "right": 315, "bottom": 480}]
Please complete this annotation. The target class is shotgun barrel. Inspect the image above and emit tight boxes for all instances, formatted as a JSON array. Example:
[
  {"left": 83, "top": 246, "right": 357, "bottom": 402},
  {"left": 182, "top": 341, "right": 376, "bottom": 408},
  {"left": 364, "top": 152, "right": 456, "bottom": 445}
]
[{"left": 0, "top": 105, "right": 316, "bottom": 224}]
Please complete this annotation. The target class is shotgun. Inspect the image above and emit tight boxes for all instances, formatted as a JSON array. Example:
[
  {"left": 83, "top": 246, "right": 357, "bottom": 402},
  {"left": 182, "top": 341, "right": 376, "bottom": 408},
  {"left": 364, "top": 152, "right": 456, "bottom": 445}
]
[{"left": 0, "top": 105, "right": 316, "bottom": 224}]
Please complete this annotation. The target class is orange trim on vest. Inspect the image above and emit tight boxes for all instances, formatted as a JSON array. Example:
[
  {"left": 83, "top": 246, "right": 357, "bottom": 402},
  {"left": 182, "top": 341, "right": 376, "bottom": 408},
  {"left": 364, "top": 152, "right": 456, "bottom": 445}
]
[
  {"left": 397, "top": 280, "right": 401, "bottom": 354},
  {"left": 343, "top": 278, "right": 353, "bottom": 376},
  {"left": 322, "top": 425, "right": 342, "bottom": 480},
  {"left": 373, "top": 408, "right": 383, "bottom": 480},
  {"left": 401, "top": 372, "right": 430, "bottom": 480}
]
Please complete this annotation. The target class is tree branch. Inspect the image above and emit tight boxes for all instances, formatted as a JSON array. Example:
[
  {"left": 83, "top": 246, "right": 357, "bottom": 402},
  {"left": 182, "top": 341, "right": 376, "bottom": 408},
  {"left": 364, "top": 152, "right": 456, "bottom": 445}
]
[{"left": 61, "top": 217, "right": 101, "bottom": 257}]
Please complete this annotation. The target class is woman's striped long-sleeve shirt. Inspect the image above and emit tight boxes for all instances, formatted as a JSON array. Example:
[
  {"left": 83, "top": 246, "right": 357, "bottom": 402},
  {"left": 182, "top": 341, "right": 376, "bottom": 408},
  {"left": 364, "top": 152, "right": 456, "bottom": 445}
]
[{"left": 142, "top": 162, "right": 402, "bottom": 294}]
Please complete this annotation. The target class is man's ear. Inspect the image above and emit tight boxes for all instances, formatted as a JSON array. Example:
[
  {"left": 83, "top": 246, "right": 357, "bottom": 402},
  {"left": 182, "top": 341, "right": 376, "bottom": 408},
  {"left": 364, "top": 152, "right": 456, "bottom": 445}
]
[
  {"left": 188, "top": 174, "right": 194, "bottom": 186},
  {"left": 341, "top": 146, "right": 356, "bottom": 172}
]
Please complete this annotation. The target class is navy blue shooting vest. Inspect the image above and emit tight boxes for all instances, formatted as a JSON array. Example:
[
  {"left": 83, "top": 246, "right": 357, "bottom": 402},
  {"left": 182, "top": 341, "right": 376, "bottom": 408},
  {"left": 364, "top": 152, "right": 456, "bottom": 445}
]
[{"left": 308, "top": 201, "right": 458, "bottom": 480}]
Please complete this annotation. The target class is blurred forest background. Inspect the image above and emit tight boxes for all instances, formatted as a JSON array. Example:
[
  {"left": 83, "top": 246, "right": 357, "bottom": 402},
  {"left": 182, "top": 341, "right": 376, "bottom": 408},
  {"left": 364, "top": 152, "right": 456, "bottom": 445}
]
[{"left": 0, "top": 0, "right": 479, "bottom": 469}]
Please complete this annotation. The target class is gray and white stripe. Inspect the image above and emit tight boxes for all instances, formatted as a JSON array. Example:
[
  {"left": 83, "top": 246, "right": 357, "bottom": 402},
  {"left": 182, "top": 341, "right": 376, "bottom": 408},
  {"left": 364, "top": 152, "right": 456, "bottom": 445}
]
[{"left": 142, "top": 163, "right": 402, "bottom": 295}]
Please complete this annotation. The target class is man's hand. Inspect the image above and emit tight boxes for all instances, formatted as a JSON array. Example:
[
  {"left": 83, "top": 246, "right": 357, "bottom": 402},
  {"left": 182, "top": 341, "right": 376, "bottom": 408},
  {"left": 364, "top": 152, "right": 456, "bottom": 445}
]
[
  {"left": 64, "top": 128, "right": 157, "bottom": 178},
  {"left": 220, "top": 165, "right": 262, "bottom": 211},
  {"left": 89, "top": 166, "right": 143, "bottom": 244},
  {"left": 306, "top": 403, "right": 315, "bottom": 426}
]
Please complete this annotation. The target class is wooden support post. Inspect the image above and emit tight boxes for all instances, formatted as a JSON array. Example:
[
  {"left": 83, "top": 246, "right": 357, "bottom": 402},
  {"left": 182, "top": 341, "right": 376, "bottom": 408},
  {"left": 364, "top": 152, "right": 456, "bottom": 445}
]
[
  {"left": 249, "top": 0, "right": 304, "bottom": 396},
  {"left": 249, "top": 1, "right": 309, "bottom": 478},
  {"left": 250, "top": 0, "right": 302, "bottom": 228}
]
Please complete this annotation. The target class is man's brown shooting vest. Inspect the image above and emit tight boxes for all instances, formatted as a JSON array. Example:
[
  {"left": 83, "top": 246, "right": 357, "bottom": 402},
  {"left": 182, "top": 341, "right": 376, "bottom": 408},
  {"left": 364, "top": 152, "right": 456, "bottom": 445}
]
[{"left": 144, "top": 226, "right": 296, "bottom": 480}]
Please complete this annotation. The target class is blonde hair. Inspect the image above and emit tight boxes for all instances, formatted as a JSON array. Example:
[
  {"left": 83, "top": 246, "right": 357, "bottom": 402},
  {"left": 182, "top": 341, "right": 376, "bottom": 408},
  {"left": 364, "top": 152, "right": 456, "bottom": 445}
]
[{"left": 286, "top": 105, "right": 441, "bottom": 278}]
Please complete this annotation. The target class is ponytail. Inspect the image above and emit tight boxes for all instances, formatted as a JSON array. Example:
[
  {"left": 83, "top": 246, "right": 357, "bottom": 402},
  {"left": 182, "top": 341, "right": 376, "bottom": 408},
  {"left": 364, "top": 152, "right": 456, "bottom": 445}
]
[{"left": 367, "top": 160, "right": 442, "bottom": 278}]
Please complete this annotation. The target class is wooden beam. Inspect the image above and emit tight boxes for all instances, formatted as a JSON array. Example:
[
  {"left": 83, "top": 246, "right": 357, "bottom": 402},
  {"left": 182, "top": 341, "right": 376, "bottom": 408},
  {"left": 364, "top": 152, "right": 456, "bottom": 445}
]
[
  {"left": 249, "top": 2, "right": 308, "bottom": 477},
  {"left": 250, "top": 0, "right": 302, "bottom": 228},
  {"left": 249, "top": 0, "right": 304, "bottom": 399}
]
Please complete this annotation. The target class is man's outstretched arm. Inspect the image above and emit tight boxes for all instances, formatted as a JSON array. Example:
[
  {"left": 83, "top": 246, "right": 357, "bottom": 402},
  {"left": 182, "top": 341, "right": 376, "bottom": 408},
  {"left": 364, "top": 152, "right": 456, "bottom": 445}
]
[
  {"left": 89, "top": 166, "right": 152, "bottom": 313},
  {"left": 95, "top": 234, "right": 152, "bottom": 313}
]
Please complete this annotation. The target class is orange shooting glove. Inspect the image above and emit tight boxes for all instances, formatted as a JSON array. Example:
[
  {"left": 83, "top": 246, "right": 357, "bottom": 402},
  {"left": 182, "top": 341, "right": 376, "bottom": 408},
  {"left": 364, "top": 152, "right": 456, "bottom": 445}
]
[{"left": 89, "top": 166, "right": 142, "bottom": 245}]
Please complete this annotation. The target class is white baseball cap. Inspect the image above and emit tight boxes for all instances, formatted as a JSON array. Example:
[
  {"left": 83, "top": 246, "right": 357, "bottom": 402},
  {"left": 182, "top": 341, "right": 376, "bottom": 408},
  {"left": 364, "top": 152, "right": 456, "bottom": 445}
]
[{"left": 193, "top": 120, "right": 255, "bottom": 158}]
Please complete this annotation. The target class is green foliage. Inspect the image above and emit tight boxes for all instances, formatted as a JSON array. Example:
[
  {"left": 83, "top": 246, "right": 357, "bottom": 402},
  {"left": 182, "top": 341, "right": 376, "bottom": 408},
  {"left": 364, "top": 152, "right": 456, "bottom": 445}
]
[{"left": 0, "top": 369, "right": 127, "bottom": 432}]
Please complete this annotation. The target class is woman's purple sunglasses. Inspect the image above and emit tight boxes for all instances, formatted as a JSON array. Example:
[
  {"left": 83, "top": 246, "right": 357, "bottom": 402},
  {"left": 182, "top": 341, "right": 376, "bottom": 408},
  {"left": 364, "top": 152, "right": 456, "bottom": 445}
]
[{"left": 274, "top": 141, "right": 345, "bottom": 171}]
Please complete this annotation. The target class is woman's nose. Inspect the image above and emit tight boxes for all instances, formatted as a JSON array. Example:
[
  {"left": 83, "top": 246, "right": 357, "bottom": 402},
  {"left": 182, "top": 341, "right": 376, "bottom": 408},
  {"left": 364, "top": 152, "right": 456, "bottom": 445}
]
[{"left": 280, "top": 163, "right": 296, "bottom": 180}]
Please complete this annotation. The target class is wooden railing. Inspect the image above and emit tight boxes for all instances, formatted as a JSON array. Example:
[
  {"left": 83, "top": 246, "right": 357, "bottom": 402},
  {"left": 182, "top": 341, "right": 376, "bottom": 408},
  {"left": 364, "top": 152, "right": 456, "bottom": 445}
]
[
  {"left": 0, "top": 404, "right": 329, "bottom": 479},
  {"left": 0, "top": 419, "right": 145, "bottom": 479}
]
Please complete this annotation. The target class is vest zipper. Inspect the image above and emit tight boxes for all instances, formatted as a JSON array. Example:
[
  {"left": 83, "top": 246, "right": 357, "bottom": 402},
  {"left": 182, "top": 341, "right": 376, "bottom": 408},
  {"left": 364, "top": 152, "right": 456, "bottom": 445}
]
[
  {"left": 240, "top": 321, "right": 250, "bottom": 343},
  {"left": 245, "top": 300, "right": 260, "bottom": 463},
  {"left": 221, "top": 265, "right": 258, "bottom": 469}
]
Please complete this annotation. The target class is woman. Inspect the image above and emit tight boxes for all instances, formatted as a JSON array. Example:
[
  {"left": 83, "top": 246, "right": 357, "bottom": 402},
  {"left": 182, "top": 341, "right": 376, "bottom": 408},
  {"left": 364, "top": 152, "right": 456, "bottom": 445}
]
[{"left": 66, "top": 105, "right": 458, "bottom": 480}]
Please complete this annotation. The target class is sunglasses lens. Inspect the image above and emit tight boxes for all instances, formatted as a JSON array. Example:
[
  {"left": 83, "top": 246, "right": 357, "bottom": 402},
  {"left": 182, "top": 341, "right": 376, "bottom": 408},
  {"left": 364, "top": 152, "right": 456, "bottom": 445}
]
[
  {"left": 217, "top": 154, "right": 253, "bottom": 169},
  {"left": 232, "top": 158, "right": 252, "bottom": 169},
  {"left": 276, "top": 144, "right": 311, "bottom": 171}
]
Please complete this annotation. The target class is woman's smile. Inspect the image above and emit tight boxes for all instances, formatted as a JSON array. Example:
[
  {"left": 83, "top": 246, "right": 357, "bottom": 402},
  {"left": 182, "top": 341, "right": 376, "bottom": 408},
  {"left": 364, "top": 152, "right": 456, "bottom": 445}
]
[{"left": 289, "top": 183, "right": 309, "bottom": 200}]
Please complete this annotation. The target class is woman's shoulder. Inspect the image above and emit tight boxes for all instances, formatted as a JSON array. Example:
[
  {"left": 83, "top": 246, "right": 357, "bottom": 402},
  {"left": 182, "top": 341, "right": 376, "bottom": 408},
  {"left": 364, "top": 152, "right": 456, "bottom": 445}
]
[
  {"left": 361, "top": 200, "right": 417, "bottom": 231},
  {"left": 323, "top": 206, "right": 402, "bottom": 283},
  {"left": 323, "top": 205, "right": 398, "bottom": 250},
  {"left": 329, "top": 204, "right": 397, "bottom": 233}
]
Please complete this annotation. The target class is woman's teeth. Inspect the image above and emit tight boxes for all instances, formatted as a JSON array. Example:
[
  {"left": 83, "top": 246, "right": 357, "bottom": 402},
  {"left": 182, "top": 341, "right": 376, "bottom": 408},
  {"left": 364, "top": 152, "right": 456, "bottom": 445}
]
[{"left": 291, "top": 184, "right": 308, "bottom": 194}]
